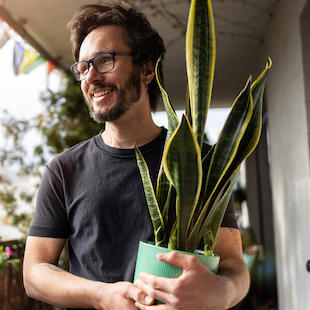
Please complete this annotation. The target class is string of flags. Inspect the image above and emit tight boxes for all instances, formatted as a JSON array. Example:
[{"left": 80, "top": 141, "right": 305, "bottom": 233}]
[{"left": 0, "top": 16, "right": 56, "bottom": 76}]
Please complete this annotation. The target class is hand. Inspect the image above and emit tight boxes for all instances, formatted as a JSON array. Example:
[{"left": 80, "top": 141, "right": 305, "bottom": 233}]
[
  {"left": 98, "top": 281, "right": 154, "bottom": 310},
  {"left": 134, "top": 252, "right": 232, "bottom": 310}
]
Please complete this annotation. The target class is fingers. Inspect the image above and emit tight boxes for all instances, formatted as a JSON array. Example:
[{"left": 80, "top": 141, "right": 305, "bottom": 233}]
[
  {"left": 135, "top": 278, "right": 172, "bottom": 304},
  {"left": 157, "top": 251, "right": 201, "bottom": 271},
  {"left": 135, "top": 252, "right": 215, "bottom": 308},
  {"left": 127, "top": 282, "right": 154, "bottom": 305},
  {"left": 138, "top": 272, "right": 178, "bottom": 293}
]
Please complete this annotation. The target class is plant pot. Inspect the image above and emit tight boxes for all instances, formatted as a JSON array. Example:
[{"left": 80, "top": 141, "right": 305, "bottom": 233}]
[{"left": 134, "top": 241, "right": 220, "bottom": 304}]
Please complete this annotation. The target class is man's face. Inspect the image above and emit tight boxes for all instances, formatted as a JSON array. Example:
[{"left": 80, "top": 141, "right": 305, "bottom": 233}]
[{"left": 79, "top": 25, "right": 142, "bottom": 123}]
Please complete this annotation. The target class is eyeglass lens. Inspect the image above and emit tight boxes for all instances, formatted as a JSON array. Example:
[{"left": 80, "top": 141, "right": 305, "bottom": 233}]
[{"left": 73, "top": 53, "right": 114, "bottom": 80}]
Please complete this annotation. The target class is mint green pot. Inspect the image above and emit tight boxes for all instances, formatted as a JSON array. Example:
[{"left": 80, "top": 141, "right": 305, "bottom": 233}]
[{"left": 134, "top": 241, "right": 220, "bottom": 304}]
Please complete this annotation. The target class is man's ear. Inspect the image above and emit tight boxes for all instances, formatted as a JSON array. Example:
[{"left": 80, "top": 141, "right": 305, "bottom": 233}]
[{"left": 142, "top": 60, "right": 155, "bottom": 87}]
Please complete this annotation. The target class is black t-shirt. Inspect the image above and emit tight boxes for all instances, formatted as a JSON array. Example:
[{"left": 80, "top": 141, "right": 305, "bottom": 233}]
[{"left": 29, "top": 128, "right": 237, "bottom": 285}]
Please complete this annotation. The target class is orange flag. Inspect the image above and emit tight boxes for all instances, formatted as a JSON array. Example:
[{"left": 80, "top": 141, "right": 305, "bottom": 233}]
[{"left": 47, "top": 60, "right": 56, "bottom": 74}]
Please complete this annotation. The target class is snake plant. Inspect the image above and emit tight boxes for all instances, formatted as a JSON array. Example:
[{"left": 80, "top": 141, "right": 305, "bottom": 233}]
[{"left": 136, "top": 0, "right": 271, "bottom": 255}]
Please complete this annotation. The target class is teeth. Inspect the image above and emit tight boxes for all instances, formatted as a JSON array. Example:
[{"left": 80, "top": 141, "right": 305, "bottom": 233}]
[{"left": 93, "top": 89, "right": 113, "bottom": 97}]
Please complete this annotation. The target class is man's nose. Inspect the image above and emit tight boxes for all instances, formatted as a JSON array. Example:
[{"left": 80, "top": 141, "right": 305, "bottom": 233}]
[{"left": 85, "top": 64, "right": 103, "bottom": 84}]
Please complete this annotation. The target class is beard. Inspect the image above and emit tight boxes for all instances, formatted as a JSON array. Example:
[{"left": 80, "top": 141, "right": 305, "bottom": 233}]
[{"left": 84, "top": 68, "right": 142, "bottom": 123}]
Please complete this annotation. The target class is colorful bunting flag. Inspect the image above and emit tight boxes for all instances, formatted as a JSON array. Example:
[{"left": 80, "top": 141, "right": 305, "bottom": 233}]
[
  {"left": 0, "top": 19, "right": 10, "bottom": 49},
  {"left": 0, "top": 17, "right": 48, "bottom": 75},
  {"left": 13, "top": 42, "right": 47, "bottom": 75},
  {"left": 13, "top": 41, "right": 25, "bottom": 75},
  {"left": 23, "top": 56, "right": 45, "bottom": 74},
  {"left": 19, "top": 49, "right": 42, "bottom": 74}
]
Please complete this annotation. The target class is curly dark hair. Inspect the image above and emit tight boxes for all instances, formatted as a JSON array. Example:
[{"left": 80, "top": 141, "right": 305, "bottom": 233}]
[{"left": 67, "top": 4, "right": 166, "bottom": 111}]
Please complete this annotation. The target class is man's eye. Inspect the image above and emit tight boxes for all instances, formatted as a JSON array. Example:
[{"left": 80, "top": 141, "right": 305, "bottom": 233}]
[
  {"left": 78, "top": 63, "right": 88, "bottom": 73},
  {"left": 97, "top": 55, "right": 112, "bottom": 64},
  {"left": 105, "top": 56, "right": 113, "bottom": 63}
]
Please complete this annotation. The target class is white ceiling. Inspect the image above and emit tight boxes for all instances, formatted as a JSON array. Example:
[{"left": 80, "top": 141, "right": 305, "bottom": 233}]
[{"left": 0, "top": 0, "right": 279, "bottom": 109}]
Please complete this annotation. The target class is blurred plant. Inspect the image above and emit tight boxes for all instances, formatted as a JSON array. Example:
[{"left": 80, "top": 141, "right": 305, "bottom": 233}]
[
  {"left": 37, "top": 74, "right": 103, "bottom": 155},
  {"left": 233, "top": 182, "right": 247, "bottom": 207},
  {"left": 0, "top": 184, "right": 33, "bottom": 236},
  {"left": 0, "top": 74, "right": 102, "bottom": 236},
  {"left": 0, "top": 245, "right": 20, "bottom": 274}
]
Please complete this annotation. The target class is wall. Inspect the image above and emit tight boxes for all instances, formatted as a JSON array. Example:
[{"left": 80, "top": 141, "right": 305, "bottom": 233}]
[
  {"left": 262, "top": 0, "right": 310, "bottom": 308},
  {"left": 302, "top": 2, "right": 310, "bottom": 148}
]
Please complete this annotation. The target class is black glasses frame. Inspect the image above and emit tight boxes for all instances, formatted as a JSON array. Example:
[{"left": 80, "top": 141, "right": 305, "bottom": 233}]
[{"left": 70, "top": 51, "right": 133, "bottom": 81}]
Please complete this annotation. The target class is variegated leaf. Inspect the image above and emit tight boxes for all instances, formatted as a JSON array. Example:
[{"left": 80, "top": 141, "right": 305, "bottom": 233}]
[
  {"left": 186, "top": 0, "right": 216, "bottom": 148},
  {"left": 135, "top": 147, "right": 165, "bottom": 246},
  {"left": 163, "top": 115, "right": 202, "bottom": 251}
]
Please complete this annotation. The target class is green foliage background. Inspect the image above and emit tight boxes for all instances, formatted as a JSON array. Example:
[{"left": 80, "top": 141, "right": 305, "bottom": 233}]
[{"left": 0, "top": 74, "right": 103, "bottom": 237}]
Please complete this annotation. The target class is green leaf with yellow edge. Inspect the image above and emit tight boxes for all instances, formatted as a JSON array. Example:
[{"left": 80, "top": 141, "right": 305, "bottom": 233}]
[
  {"left": 163, "top": 115, "right": 202, "bottom": 251},
  {"left": 211, "top": 58, "right": 272, "bottom": 201},
  {"left": 135, "top": 147, "right": 165, "bottom": 246},
  {"left": 168, "top": 220, "right": 177, "bottom": 249},
  {"left": 187, "top": 170, "right": 238, "bottom": 253},
  {"left": 204, "top": 77, "right": 253, "bottom": 203},
  {"left": 185, "top": 85, "right": 192, "bottom": 126},
  {"left": 189, "top": 144, "right": 215, "bottom": 232},
  {"left": 186, "top": 0, "right": 215, "bottom": 148},
  {"left": 155, "top": 56, "right": 179, "bottom": 139},
  {"left": 188, "top": 59, "right": 271, "bottom": 253},
  {"left": 155, "top": 57, "right": 179, "bottom": 215},
  {"left": 196, "top": 145, "right": 215, "bottom": 211},
  {"left": 201, "top": 172, "right": 239, "bottom": 253},
  {"left": 186, "top": 78, "right": 253, "bottom": 249},
  {"left": 203, "top": 229, "right": 214, "bottom": 256},
  {"left": 161, "top": 185, "right": 173, "bottom": 229}
]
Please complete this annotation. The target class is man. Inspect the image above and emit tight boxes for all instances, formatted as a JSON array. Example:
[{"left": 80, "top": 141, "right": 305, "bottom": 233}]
[{"left": 23, "top": 4, "right": 249, "bottom": 310}]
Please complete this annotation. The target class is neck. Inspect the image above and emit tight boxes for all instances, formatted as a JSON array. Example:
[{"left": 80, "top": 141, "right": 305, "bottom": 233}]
[{"left": 101, "top": 100, "right": 161, "bottom": 149}]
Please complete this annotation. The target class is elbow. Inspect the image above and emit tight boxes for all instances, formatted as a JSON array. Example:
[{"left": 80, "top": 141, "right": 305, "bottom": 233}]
[
  {"left": 24, "top": 285, "right": 33, "bottom": 299},
  {"left": 23, "top": 272, "right": 34, "bottom": 298},
  {"left": 23, "top": 263, "right": 37, "bottom": 299}
]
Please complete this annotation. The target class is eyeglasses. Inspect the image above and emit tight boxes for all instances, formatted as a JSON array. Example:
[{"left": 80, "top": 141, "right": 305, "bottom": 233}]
[{"left": 70, "top": 51, "right": 133, "bottom": 81}]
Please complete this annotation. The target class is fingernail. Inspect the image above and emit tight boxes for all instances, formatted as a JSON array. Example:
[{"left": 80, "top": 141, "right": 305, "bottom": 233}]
[{"left": 144, "top": 295, "right": 153, "bottom": 304}]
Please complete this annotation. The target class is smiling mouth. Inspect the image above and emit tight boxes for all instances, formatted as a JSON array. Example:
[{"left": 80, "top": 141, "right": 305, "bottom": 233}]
[
  {"left": 93, "top": 88, "right": 113, "bottom": 98},
  {"left": 91, "top": 88, "right": 115, "bottom": 104}
]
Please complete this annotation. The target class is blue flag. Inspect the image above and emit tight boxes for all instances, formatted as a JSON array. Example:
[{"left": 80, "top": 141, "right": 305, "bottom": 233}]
[{"left": 13, "top": 41, "right": 25, "bottom": 75}]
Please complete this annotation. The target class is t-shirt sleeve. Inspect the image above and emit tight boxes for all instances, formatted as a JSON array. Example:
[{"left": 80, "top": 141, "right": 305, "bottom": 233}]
[
  {"left": 221, "top": 197, "right": 238, "bottom": 228},
  {"left": 28, "top": 163, "right": 70, "bottom": 238}
]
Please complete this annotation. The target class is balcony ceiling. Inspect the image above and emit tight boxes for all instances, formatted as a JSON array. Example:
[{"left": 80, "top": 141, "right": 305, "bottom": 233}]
[{"left": 0, "top": 0, "right": 278, "bottom": 109}]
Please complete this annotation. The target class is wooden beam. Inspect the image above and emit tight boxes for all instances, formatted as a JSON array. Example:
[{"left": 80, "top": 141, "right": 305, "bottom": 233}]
[{"left": 0, "top": 4, "right": 69, "bottom": 73}]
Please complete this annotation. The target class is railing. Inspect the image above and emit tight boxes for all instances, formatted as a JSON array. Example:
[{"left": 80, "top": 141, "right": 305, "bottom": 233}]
[{"left": 0, "top": 239, "right": 54, "bottom": 310}]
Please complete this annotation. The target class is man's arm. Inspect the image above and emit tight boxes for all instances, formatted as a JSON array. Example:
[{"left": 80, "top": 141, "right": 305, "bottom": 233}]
[
  {"left": 134, "top": 227, "right": 249, "bottom": 310},
  {"left": 214, "top": 227, "right": 250, "bottom": 307},
  {"left": 23, "top": 236, "right": 153, "bottom": 309}
]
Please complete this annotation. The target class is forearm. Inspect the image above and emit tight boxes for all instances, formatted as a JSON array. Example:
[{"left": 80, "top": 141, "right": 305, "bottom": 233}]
[
  {"left": 217, "top": 257, "right": 250, "bottom": 308},
  {"left": 211, "top": 227, "right": 250, "bottom": 308},
  {"left": 24, "top": 262, "right": 104, "bottom": 309}
]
